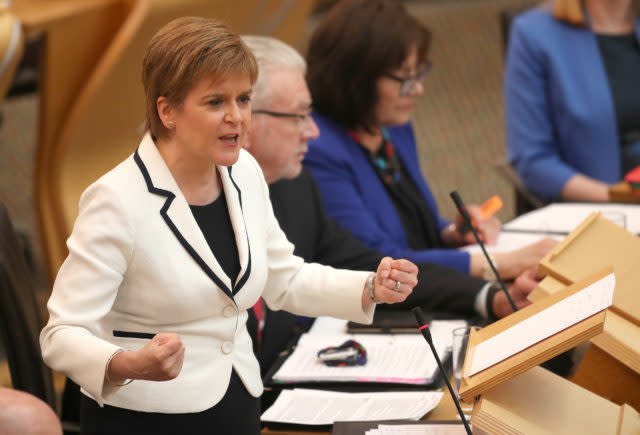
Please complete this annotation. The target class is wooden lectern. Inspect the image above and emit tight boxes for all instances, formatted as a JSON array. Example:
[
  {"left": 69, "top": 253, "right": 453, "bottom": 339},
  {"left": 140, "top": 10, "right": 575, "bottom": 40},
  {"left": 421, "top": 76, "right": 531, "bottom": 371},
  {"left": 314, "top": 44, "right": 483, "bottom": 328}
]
[
  {"left": 532, "top": 212, "right": 640, "bottom": 411},
  {"left": 471, "top": 366, "right": 640, "bottom": 434},
  {"left": 455, "top": 266, "right": 640, "bottom": 433},
  {"left": 457, "top": 267, "right": 612, "bottom": 403}
]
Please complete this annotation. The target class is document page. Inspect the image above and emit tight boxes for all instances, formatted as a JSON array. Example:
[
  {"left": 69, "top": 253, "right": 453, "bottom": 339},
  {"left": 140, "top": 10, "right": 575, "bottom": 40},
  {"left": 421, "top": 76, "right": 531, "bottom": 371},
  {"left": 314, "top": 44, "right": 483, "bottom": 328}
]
[
  {"left": 261, "top": 389, "right": 443, "bottom": 425},
  {"left": 504, "top": 203, "right": 640, "bottom": 234},
  {"left": 368, "top": 424, "right": 469, "bottom": 434},
  {"left": 461, "top": 231, "right": 563, "bottom": 255},
  {"left": 273, "top": 320, "right": 466, "bottom": 384},
  {"left": 469, "top": 272, "right": 615, "bottom": 376}
]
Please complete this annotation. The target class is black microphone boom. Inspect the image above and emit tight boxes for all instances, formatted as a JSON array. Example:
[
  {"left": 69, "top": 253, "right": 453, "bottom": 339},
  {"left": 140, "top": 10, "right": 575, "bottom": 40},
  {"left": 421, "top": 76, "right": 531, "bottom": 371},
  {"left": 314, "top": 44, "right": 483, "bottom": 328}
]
[
  {"left": 412, "top": 307, "right": 472, "bottom": 435},
  {"left": 449, "top": 190, "right": 517, "bottom": 312}
]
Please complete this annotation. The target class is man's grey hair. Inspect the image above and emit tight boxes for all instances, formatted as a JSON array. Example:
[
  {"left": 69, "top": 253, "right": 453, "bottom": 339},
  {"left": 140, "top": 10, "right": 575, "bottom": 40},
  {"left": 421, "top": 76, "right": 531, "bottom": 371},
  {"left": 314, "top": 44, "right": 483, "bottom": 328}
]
[{"left": 241, "top": 35, "right": 306, "bottom": 108}]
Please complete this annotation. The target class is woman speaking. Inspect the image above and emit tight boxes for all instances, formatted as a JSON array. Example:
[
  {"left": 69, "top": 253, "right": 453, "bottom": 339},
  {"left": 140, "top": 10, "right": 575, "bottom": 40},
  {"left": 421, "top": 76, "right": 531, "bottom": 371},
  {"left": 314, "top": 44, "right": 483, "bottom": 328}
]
[{"left": 40, "top": 17, "right": 417, "bottom": 434}]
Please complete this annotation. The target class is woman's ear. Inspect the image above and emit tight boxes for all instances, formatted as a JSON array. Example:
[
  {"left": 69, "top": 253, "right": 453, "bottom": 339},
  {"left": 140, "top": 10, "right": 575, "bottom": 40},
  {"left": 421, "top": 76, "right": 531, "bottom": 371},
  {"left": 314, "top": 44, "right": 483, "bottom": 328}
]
[{"left": 157, "top": 96, "right": 173, "bottom": 129}]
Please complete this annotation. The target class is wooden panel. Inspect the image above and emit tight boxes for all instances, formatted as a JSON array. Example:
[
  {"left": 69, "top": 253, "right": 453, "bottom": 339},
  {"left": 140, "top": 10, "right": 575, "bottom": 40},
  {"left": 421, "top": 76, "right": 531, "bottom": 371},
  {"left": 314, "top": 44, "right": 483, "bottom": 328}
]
[
  {"left": 528, "top": 274, "right": 640, "bottom": 410},
  {"left": 15, "top": 0, "right": 133, "bottom": 284},
  {"left": 571, "top": 345, "right": 640, "bottom": 412},
  {"left": 539, "top": 213, "right": 640, "bottom": 325},
  {"left": 471, "top": 366, "right": 631, "bottom": 435},
  {"left": 609, "top": 182, "right": 640, "bottom": 204},
  {"left": 0, "top": 359, "right": 11, "bottom": 387},
  {"left": 0, "top": 12, "right": 24, "bottom": 100}
]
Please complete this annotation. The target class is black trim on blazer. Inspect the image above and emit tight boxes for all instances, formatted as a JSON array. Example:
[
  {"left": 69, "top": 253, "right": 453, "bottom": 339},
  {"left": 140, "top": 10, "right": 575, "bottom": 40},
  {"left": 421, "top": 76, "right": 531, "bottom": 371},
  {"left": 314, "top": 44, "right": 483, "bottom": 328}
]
[
  {"left": 133, "top": 149, "right": 250, "bottom": 302},
  {"left": 113, "top": 330, "right": 156, "bottom": 339},
  {"left": 227, "top": 167, "right": 252, "bottom": 294}
]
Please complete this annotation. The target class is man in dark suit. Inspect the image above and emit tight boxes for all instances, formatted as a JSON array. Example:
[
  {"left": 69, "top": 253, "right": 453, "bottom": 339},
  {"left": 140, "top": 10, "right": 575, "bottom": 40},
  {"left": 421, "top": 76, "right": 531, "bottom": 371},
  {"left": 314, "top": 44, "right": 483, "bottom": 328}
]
[{"left": 242, "top": 35, "right": 538, "bottom": 372}]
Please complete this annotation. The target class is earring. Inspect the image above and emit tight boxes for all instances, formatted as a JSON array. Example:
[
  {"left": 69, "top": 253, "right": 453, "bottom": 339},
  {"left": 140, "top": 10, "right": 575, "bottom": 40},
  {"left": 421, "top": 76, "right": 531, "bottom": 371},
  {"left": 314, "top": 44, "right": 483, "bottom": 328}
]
[{"left": 167, "top": 121, "right": 175, "bottom": 129}]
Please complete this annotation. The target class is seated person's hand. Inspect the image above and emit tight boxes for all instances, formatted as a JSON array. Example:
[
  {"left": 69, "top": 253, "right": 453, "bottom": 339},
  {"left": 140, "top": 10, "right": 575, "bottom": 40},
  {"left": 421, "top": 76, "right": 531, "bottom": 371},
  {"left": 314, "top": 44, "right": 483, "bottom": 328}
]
[
  {"left": 457, "top": 205, "right": 502, "bottom": 245},
  {"left": 491, "top": 267, "right": 540, "bottom": 318},
  {"left": 495, "top": 237, "right": 557, "bottom": 280},
  {"left": 372, "top": 257, "right": 418, "bottom": 304}
]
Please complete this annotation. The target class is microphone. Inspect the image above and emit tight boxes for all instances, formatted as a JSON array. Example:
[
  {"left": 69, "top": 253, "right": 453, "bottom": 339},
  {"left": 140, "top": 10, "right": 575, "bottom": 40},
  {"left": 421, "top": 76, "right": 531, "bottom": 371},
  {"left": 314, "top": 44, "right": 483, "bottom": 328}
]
[
  {"left": 412, "top": 307, "right": 472, "bottom": 435},
  {"left": 449, "top": 190, "right": 517, "bottom": 312}
]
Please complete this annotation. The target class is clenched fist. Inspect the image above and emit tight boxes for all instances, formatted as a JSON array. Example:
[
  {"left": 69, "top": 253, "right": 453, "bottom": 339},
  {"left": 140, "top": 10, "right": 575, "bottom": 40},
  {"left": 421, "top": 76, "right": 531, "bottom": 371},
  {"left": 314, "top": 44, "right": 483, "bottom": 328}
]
[
  {"left": 363, "top": 257, "right": 418, "bottom": 307},
  {"left": 107, "top": 333, "right": 185, "bottom": 384}
]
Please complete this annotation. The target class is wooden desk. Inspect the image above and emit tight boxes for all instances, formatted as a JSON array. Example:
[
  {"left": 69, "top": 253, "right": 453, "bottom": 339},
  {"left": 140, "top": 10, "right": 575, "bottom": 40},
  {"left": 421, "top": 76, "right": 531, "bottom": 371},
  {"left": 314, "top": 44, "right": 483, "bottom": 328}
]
[{"left": 609, "top": 182, "right": 640, "bottom": 204}]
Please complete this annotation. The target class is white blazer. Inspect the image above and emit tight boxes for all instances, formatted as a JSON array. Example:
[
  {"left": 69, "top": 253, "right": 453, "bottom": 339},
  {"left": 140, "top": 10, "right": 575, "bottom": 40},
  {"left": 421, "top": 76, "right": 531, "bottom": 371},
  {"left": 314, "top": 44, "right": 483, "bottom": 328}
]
[{"left": 40, "top": 133, "right": 374, "bottom": 413}]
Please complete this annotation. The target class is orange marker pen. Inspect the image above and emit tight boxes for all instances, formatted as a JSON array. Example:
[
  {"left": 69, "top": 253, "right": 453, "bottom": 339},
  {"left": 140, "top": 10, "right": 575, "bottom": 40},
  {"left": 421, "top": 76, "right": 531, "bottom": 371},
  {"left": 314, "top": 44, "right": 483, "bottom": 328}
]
[{"left": 480, "top": 195, "right": 503, "bottom": 220}]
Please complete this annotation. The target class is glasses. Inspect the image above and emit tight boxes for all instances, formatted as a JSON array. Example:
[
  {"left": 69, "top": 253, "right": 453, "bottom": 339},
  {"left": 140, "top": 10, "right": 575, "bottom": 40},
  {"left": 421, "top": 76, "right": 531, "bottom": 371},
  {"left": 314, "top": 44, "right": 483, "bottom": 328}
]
[
  {"left": 384, "top": 62, "right": 432, "bottom": 96},
  {"left": 252, "top": 109, "right": 312, "bottom": 129}
]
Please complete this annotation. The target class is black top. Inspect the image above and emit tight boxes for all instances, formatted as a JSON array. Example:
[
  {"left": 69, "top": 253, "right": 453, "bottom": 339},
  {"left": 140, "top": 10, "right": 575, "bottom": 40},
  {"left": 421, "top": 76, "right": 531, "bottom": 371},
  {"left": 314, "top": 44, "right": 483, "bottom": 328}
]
[
  {"left": 384, "top": 160, "right": 444, "bottom": 250},
  {"left": 190, "top": 190, "right": 241, "bottom": 288},
  {"left": 360, "top": 143, "right": 443, "bottom": 250},
  {"left": 596, "top": 33, "right": 640, "bottom": 147}
]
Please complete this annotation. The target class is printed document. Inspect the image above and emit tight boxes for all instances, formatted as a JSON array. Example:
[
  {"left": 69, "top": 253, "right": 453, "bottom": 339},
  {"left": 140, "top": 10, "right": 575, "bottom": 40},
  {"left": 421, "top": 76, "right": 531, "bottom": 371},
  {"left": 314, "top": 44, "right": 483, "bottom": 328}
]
[
  {"left": 273, "top": 320, "right": 466, "bottom": 384},
  {"left": 261, "top": 389, "right": 443, "bottom": 425}
]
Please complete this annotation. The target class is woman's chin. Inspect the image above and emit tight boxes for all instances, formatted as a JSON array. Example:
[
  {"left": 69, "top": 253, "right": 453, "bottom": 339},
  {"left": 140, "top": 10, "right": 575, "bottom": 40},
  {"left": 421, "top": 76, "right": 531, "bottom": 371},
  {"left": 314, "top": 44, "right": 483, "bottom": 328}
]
[
  {"left": 379, "top": 112, "right": 412, "bottom": 127},
  {"left": 214, "top": 149, "right": 241, "bottom": 167}
]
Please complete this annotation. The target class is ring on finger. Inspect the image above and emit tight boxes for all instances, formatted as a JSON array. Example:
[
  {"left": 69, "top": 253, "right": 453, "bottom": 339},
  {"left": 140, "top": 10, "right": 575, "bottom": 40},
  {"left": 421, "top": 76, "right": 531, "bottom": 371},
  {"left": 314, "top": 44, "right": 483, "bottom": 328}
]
[{"left": 393, "top": 280, "right": 401, "bottom": 291}]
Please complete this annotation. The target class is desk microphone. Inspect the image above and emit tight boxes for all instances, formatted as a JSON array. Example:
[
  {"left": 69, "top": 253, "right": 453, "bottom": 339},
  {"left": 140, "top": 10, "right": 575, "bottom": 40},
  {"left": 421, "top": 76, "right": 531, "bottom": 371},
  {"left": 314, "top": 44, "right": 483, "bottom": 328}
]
[
  {"left": 449, "top": 190, "right": 517, "bottom": 312},
  {"left": 412, "top": 307, "right": 472, "bottom": 435}
]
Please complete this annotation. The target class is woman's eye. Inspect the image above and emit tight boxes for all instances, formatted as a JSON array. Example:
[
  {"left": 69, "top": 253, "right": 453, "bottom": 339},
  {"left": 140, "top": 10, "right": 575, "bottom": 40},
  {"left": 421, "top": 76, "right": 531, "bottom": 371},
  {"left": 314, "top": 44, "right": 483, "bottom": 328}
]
[
  {"left": 238, "top": 95, "right": 252, "bottom": 105},
  {"left": 208, "top": 99, "right": 223, "bottom": 107}
]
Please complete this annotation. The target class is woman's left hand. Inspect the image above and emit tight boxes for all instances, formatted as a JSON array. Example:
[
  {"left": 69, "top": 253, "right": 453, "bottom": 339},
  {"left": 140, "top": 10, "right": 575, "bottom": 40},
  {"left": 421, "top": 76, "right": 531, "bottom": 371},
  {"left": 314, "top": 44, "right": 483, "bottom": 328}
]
[
  {"left": 372, "top": 257, "right": 418, "bottom": 304},
  {"left": 456, "top": 205, "right": 501, "bottom": 245}
]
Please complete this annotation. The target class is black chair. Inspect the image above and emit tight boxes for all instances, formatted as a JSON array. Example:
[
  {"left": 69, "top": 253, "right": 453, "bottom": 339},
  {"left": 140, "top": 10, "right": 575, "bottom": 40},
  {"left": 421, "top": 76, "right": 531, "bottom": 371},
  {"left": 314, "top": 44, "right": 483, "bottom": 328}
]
[
  {"left": 0, "top": 202, "right": 80, "bottom": 433},
  {"left": 498, "top": 4, "right": 549, "bottom": 216}
]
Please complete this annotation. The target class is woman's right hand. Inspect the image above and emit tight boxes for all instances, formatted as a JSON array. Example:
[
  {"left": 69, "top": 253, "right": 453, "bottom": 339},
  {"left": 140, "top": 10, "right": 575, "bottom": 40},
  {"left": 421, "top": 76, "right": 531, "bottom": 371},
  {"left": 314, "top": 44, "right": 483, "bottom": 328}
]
[{"left": 108, "top": 333, "right": 185, "bottom": 384}]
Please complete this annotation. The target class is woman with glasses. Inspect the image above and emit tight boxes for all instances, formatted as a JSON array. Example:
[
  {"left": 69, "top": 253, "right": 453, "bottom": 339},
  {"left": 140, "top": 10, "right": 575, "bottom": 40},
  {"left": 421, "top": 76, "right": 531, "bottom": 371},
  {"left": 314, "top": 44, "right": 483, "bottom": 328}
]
[
  {"left": 505, "top": 0, "right": 640, "bottom": 202},
  {"left": 305, "top": 0, "right": 555, "bottom": 281}
]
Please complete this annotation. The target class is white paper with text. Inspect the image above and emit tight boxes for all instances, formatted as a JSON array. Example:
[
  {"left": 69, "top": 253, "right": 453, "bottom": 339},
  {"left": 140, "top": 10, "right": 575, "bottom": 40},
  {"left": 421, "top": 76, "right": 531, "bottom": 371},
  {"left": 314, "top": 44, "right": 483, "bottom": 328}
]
[
  {"left": 261, "top": 389, "right": 443, "bottom": 425},
  {"left": 273, "top": 320, "right": 466, "bottom": 384},
  {"left": 469, "top": 273, "right": 615, "bottom": 376}
]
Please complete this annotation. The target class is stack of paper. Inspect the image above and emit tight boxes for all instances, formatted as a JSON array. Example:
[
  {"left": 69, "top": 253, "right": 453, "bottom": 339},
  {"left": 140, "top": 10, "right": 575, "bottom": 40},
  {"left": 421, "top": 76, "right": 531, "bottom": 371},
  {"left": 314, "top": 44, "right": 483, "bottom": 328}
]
[
  {"left": 272, "top": 320, "right": 466, "bottom": 385},
  {"left": 260, "top": 389, "right": 444, "bottom": 425}
]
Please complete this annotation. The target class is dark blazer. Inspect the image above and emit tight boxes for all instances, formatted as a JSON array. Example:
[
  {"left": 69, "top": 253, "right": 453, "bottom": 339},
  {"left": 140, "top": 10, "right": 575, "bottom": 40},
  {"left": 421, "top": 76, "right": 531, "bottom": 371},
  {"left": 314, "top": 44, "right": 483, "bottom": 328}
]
[{"left": 260, "top": 169, "right": 486, "bottom": 371}]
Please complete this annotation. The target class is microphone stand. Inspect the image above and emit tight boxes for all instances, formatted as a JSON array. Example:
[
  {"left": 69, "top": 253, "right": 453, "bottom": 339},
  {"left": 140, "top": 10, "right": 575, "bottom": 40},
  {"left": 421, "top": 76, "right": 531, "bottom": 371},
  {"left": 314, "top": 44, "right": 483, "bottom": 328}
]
[
  {"left": 412, "top": 307, "right": 473, "bottom": 435},
  {"left": 449, "top": 190, "right": 517, "bottom": 312}
]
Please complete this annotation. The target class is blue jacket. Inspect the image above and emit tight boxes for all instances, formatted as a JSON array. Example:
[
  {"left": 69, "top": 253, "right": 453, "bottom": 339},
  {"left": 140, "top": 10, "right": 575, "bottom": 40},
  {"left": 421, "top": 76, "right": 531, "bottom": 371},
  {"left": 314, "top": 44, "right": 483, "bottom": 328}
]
[
  {"left": 305, "top": 113, "right": 471, "bottom": 274},
  {"left": 505, "top": 7, "right": 640, "bottom": 200}
]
